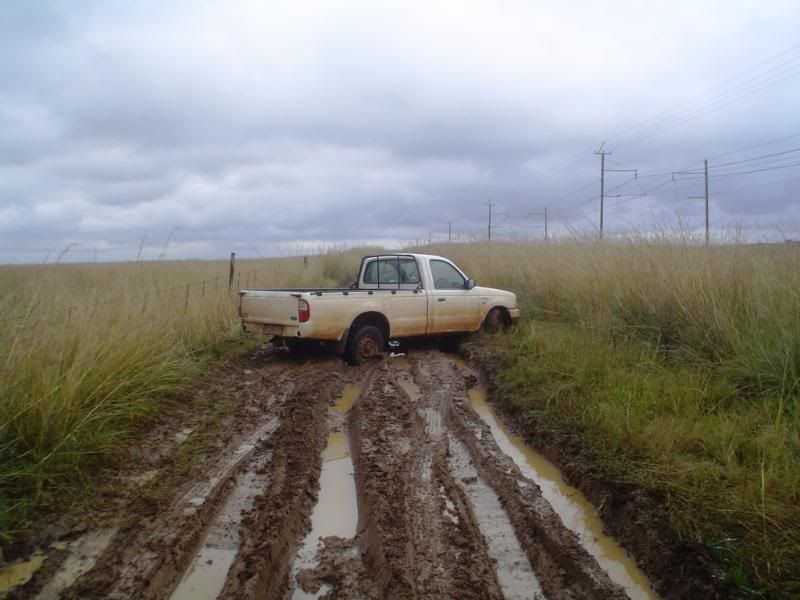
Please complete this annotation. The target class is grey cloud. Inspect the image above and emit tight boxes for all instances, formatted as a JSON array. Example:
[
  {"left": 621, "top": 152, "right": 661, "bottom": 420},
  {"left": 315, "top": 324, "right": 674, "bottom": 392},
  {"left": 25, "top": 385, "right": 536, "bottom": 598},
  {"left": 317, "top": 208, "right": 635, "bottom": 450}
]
[{"left": 1, "top": 1, "right": 800, "bottom": 263}]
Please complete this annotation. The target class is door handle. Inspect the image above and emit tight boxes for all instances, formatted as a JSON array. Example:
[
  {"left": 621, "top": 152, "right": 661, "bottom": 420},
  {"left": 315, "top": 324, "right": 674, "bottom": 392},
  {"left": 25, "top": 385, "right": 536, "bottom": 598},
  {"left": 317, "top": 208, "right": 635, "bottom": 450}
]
[{"left": 437, "top": 298, "right": 446, "bottom": 302}]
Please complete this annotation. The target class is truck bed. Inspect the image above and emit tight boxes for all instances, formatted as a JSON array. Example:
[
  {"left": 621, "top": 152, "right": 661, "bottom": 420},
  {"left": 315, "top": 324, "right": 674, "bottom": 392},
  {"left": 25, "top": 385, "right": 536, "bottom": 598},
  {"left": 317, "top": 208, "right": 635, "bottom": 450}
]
[{"left": 242, "top": 288, "right": 418, "bottom": 295}]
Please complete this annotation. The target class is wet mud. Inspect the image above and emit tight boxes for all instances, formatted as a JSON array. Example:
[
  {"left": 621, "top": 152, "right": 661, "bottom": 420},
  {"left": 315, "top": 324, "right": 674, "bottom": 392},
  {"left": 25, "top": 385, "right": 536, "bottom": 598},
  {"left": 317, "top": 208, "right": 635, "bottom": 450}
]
[{"left": 3, "top": 345, "right": 673, "bottom": 600}]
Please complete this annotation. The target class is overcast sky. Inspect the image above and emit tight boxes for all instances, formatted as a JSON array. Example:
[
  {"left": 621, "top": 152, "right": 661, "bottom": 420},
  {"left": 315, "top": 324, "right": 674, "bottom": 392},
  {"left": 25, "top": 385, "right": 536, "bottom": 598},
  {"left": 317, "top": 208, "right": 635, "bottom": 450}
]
[{"left": 1, "top": 1, "right": 799, "bottom": 262}]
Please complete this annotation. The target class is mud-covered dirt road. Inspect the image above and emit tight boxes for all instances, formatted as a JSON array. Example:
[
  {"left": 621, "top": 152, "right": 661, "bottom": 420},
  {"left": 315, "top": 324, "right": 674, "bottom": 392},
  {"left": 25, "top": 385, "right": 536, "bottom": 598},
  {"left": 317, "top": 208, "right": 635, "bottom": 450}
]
[{"left": 5, "top": 346, "right": 661, "bottom": 599}]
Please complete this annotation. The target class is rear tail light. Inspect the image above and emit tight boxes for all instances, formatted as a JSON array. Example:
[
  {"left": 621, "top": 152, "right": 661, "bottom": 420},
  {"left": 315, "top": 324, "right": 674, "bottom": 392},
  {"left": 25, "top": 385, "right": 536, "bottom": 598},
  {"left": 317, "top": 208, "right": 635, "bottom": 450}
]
[{"left": 298, "top": 299, "right": 310, "bottom": 323}]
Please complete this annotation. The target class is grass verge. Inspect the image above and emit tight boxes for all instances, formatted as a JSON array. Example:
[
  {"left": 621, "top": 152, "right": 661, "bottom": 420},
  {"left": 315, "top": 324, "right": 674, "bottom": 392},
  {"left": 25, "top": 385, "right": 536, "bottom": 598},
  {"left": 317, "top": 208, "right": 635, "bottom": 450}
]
[{"left": 480, "top": 320, "right": 799, "bottom": 597}]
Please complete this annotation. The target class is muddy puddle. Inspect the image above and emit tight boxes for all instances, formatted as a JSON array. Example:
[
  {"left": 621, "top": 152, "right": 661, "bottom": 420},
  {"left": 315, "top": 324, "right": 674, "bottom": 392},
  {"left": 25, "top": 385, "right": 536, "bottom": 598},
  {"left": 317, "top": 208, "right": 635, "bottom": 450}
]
[
  {"left": 171, "top": 453, "right": 272, "bottom": 600},
  {"left": 332, "top": 383, "right": 362, "bottom": 413},
  {"left": 467, "top": 386, "right": 659, "bottom": 600},
  {"left": 0, "top": 527, "right": 118, "bottom": 598},
  {"left": 0, "top": 554, "right": 44, "bottom": 595},
  {"left": 291, "top": 385, "right": 360, "bottom": 599},
  {"left": 448, "top": 434, "right": 545, "bottom": 600},
  {"left": 37, "top": 528, "right": 117, "bottom": 599}
]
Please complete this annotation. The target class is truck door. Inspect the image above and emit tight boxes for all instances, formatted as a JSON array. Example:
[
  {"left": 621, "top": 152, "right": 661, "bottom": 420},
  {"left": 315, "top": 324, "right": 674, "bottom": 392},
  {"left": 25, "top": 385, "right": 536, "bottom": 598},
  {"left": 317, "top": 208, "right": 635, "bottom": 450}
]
[
  {"left": 361, "top": 256, "right": 428, "bottom": 337},
  {"left": 428, "top": 259, "right": 480, "bottom": 333},
  {"left": 387, "top": 257, "right": 428, "bottom": 337}
]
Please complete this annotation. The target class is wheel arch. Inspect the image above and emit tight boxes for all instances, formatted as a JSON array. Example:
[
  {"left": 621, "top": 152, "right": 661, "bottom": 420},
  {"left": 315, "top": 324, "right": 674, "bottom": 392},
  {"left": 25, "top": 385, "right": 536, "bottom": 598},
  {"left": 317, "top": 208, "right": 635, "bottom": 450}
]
[
  {"left": 346, "top": 310, "right": 390, "bottom": 343},
  {"left": 480, "top": 305, "right": 512, "bottom": 329}
]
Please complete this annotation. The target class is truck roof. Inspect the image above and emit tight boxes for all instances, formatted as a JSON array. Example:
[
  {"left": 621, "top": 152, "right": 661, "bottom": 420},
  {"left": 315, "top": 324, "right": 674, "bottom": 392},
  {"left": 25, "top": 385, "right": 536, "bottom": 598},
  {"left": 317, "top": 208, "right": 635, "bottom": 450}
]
[{"left": 362, "top": 252, "right": 447, "bottom": 261}]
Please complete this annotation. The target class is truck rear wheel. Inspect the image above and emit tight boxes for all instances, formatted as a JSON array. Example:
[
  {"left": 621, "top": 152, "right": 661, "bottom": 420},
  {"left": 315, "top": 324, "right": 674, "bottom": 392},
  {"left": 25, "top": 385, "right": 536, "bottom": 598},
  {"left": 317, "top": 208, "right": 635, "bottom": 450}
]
[{"left": 345, "top": 325, "right": 385, "bottom": 365}]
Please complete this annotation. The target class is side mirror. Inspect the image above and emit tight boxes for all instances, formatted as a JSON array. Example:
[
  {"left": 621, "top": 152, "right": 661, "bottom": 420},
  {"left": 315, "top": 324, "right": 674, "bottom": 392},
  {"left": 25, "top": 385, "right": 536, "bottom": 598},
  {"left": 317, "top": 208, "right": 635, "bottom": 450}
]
[
  {"left": 350, "top": 281, "right": 358, "bottom": 289},
  {"left": 465, "top": 278, "right": 476, "bottom": 290}
]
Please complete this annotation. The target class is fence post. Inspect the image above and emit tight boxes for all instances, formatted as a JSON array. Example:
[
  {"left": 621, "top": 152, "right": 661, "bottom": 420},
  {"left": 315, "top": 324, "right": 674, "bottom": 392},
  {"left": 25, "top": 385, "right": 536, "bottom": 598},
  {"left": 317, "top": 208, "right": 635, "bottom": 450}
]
[
  {"left": 228, "top": 252, "right": 236, "bottom": 291},
  {"left": 142, "top": 291, "right": 149, "bottom": 314},
  {"left": 201, "top": 280, "right": 206, "bottom": 298},
  {"left": 237, "top": 273, "right": 240, "bottom": 290},
  {"left": 304, "top": 256, "right": 308, "bottom": 268},
  {"left": 184, "top": 284, "right": 190, "bottom": 313}
]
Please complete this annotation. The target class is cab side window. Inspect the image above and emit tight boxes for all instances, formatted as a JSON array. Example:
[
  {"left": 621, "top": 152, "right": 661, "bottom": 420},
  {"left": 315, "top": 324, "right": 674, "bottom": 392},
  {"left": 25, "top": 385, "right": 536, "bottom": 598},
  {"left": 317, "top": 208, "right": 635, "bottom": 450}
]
[
  {"left": 377, "top": 259, "right": 399, "bottom": 284},
  {"left": 430, "top": 260, "right": 466, "bottom": 290},
  {"left": 363, "top": 258, "right": 414, "bottom": 288},
  {"left": 363, "top": 261, "right": 378, "bottom": 284},
  {"left": 399, "top": 259, "right": 421, "bottom": 286}
]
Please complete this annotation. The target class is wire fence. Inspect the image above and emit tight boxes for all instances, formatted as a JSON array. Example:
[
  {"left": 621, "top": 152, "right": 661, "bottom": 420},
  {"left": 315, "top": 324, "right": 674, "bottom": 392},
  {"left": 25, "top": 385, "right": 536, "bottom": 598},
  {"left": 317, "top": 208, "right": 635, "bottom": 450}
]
[{"left": 0, "top": 262, "right": 281, "bottom": 326}]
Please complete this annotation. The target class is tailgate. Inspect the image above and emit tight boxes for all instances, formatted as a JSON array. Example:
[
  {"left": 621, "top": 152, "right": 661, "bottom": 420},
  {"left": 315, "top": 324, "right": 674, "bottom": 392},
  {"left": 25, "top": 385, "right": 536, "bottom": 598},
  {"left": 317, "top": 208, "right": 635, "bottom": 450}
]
[{"left": 239, "top": 291, "right": 300, "bottom": 330}]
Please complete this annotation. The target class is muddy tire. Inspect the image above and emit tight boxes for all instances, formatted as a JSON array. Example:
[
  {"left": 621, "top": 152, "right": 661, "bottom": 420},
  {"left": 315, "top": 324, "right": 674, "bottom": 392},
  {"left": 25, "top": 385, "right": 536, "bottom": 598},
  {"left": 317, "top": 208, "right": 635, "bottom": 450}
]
[
  {"left": 483, "top": 307, "right": 509, "bottom": 334},
  {"left": 345, "top": 325, "right": 385, "bottom": 365}
]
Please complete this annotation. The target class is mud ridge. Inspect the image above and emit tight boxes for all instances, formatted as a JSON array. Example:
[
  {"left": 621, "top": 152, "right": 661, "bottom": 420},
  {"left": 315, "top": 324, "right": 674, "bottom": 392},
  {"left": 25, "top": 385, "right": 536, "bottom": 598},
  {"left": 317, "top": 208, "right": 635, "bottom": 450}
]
[
  {"left": 219, "top": 358, "right": 348, "bottom": 599},
  {"left": 413, "top": 352, "right": 627, "bottom": 599},
  {"left": 347, "top": 361, "right": 506, "bottom": 599},
  {"left": 63, "top": 412, "right": 281, "bottom": 599}
]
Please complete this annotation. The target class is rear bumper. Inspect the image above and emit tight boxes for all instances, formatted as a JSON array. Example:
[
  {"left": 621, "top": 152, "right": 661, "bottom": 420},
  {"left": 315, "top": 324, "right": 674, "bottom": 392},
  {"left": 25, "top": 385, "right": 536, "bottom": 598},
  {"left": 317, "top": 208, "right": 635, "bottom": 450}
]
[
  {"left": 509, "top": 307, "right": 521, "bottom": 322},
  {"left": 242, "top": 320, "right": 299, "bottom": 337}
]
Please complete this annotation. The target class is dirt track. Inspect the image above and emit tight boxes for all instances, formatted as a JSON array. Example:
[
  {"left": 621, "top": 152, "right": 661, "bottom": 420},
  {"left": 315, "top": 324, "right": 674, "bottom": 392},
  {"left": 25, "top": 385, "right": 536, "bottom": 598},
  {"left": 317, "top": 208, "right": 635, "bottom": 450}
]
[{"left": 6, "top": 346, "right": 660, "bottom": 599}]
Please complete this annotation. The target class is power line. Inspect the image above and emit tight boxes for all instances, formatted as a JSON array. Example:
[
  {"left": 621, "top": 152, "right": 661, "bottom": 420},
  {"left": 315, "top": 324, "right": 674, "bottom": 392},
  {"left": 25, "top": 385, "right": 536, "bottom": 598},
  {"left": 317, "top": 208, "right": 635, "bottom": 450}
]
[
  {"left": 710, "top": 160, "right": 800, "bottom": 178},
  {"left": 606, "top": 44, "right": 800, "bottom": 146},
  {"left": 708, "top": 146, "right": 800, "bottom": 169},
  {"left": 704, "top": 131, "right": 800, "bottom": 162},
  {"left": 549, "top": 44, "right": 800, "bottom": 199},
  {"left": 608, "top": 48, "right": 800, "bottom": 147}
]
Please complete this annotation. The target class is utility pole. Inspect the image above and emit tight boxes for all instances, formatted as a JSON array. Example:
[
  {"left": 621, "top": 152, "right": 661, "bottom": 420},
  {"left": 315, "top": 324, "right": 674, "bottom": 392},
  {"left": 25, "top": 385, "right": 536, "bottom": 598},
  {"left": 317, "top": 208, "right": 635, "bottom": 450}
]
[
  {"left": 527, "top": 208, "right": 548, "bottom": 242},
  {"left": 673, "top": 159, "right": 710, "bottom": 245},
  {"left": 595, "top": 146, "right": 610, "bottom": 239},
  {"left": 485, "top": 202, "right": 508, "bottom": 241},
  {"left": 704, "top": 159, "right": 709, "bottom": 244},
  {"left": 595, "top": 144, "right": 637, "bottom": 240},
  {"left": 486, "top": 202, "right": 493, "bottom": 241}
]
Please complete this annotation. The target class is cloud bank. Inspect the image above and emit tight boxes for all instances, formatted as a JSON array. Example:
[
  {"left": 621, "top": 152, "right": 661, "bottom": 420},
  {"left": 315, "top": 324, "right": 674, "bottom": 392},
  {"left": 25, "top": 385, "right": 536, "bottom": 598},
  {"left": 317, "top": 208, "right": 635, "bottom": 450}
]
[{"left": 1, "top": 0, "right": 799, "bottom": 262}]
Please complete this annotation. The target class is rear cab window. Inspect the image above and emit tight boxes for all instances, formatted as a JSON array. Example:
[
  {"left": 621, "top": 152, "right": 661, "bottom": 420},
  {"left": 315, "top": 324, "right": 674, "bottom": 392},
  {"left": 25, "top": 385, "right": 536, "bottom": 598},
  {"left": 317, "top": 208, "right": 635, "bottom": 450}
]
[{"left": 361, "top": 257, "right": 422, "bottom": 289}]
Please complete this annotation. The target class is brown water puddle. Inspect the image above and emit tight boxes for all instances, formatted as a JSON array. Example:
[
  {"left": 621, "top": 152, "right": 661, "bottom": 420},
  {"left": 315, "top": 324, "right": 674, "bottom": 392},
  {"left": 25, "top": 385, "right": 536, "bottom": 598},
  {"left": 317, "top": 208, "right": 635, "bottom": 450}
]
[
  {"left": 292, "top": 387, "right": 360, "bottom": 599},
  {"left": 169, "top": 418, "right": 279, "bottom": 600},
  {"left": 0, "top": 553, "right": 45, "bottom": 594},
  {"left": 467, "top": 387, "right": 659, "bottom": 600},
  {"left": 448, "top": 434, "right": 545, "bottom": 599},
  {"left": 0, "top": 527, "right": 118, "bottom": 598},
  {"left": 37, "top": 528, "right": 117, "bottom": 599},
  {"left": 332, "top": 383, "right": 362, "bottom": 413},
  {"left": 170, "top": 452, "right": 272, "bottom": 600}
]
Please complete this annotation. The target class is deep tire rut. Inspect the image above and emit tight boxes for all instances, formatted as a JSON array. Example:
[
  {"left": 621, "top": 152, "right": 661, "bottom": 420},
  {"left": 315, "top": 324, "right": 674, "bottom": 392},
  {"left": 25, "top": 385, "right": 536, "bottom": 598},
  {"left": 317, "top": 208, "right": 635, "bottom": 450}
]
[{"left": 13, "top": 347, "right": 655, "bottom": 600}]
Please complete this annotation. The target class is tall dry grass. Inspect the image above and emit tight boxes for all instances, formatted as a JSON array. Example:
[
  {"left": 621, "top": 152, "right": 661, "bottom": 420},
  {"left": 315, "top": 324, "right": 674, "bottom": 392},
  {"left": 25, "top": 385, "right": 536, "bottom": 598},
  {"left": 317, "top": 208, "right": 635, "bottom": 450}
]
[{"left": 0, "top": 248, "right": 369, "bottom": 535}]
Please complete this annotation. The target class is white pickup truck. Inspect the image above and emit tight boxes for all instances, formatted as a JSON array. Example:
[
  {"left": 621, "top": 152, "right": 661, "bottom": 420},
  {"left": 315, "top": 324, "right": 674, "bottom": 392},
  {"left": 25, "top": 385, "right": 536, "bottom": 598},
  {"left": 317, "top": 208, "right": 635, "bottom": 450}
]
[{"left": 239, "top": 253, "right": 520, "bottom": 364}]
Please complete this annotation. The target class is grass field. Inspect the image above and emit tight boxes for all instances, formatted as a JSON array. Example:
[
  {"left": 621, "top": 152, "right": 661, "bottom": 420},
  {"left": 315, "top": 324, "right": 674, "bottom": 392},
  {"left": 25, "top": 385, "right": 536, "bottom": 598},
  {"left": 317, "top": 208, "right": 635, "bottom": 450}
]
[{"left": 1, "top": 239, "right": 798, "bottom": 595}]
